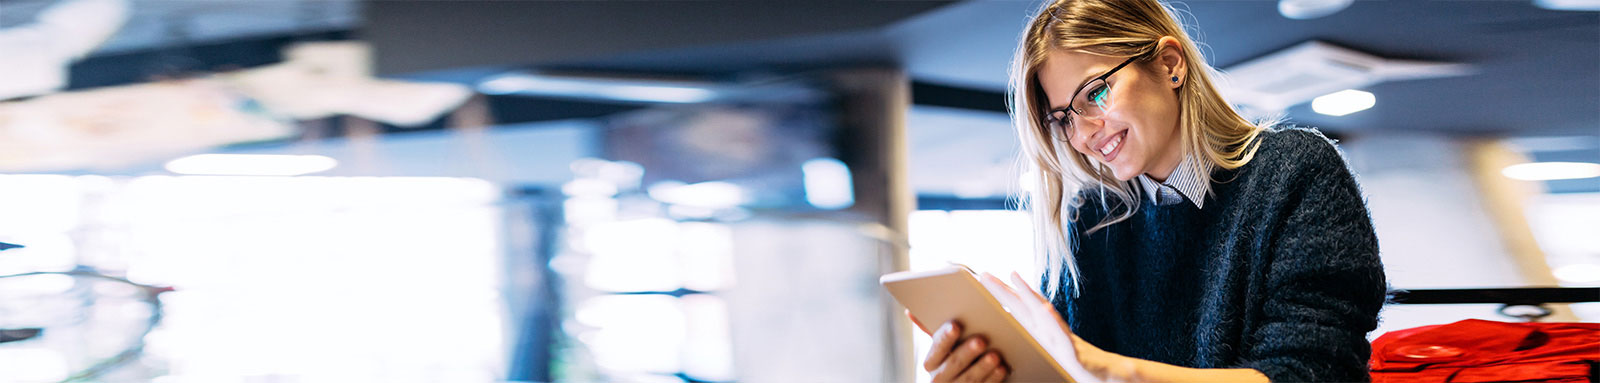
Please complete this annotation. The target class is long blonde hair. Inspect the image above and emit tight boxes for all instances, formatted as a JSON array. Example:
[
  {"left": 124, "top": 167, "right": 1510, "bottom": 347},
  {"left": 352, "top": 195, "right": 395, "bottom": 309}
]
[{"left": 1009, "top": 0, "right": 1284, "bottom": 299}]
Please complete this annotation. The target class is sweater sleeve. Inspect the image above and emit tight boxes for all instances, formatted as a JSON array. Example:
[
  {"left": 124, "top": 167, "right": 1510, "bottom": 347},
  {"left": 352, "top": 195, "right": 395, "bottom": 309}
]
[{"left": 1238, "top": 132, "right": 1389, "bottom": 383}]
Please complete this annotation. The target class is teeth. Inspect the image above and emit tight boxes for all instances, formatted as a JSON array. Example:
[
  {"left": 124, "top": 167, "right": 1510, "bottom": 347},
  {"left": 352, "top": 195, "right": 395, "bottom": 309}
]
[{"left": 1100, "top": 133, "right": 1122, "bottom": 156}]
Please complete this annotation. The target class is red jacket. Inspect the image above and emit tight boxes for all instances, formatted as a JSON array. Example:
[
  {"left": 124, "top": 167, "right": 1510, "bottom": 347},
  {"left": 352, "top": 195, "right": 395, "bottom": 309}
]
[{"left": 1370, "top": 319, "right": 1599, "bottom": 383}]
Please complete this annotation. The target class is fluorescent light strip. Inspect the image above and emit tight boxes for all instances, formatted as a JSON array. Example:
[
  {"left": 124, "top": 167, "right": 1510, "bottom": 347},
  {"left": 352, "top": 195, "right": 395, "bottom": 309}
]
[
  {"left": 165, "top": 154, "right": 338, "bottom": 176},
  {"left": 1554, "top": 264, "right": 1600, "bottom": 283},
  {"left": 1311, "top": 89, "right": 1375, "bottom": 116},
  {"left": 1534, "top": 0, "right": 1600, "bottom": 11},
  {"left": 1501, "top": 162, "right": 1600, "bottom": 181},
  {"left": 478, "top": 74, "right": 718, "bottom": 104}
]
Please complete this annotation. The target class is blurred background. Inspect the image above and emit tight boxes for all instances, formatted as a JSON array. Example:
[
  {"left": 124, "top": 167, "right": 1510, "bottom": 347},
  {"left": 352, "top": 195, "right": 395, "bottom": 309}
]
[{"left": 0, "top": 0, "right": 1594, "bottom": 382}]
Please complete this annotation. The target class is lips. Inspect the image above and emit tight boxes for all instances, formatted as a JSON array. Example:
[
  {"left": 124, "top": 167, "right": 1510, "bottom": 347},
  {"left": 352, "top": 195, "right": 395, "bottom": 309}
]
[{"left": 1096, "top": 130, "right": 1127, "bottom": 163}]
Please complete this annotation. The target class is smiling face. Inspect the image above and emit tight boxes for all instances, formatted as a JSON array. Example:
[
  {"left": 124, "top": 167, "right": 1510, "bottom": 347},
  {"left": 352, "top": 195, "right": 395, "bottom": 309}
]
[{"left": 1035, "top": 38, "right": 1188, "bottom": 182}]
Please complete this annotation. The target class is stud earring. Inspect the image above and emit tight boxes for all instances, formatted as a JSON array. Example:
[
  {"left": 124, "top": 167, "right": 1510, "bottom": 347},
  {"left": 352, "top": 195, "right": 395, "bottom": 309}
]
[{"left": 1171, "top": 76, "right": 1179, "bottom": 83}]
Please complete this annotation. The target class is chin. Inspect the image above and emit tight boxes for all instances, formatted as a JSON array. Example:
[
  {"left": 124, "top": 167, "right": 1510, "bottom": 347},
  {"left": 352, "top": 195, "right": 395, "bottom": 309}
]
[{"left": 1108, "top": 166, "right": 1139, "bottom": 182}]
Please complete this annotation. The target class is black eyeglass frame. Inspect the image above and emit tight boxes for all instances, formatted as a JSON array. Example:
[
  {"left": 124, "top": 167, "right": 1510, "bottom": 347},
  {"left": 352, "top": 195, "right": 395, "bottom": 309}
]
[{"left": 1043, "top": 54, "right": 1146, "bottom": 137}]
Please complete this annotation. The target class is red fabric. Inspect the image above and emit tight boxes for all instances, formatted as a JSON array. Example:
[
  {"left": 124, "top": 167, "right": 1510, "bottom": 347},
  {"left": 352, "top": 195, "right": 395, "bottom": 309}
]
[{"left": 1370, "top": 319, "right": 1600, "bottom": 383}]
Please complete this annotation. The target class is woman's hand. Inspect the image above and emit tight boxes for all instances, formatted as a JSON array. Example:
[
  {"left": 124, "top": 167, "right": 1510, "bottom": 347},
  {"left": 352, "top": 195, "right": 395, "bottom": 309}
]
[
  {"left": 977, "top": 271, "right": 1139, "bottom": 382},
  {"left": 907, "top": 311, "right": 1009, "bottom": 383}
]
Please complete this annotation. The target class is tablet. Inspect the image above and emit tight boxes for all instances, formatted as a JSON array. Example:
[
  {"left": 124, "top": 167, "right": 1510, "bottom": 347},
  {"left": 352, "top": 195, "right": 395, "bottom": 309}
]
[{"left": 880, "top": 265, "right": 1077, "bottom": 383}]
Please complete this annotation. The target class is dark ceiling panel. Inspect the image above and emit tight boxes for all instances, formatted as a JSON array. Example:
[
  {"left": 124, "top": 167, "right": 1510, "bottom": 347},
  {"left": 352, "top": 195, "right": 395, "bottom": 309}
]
[
  {"left": 889, "top": 0, "right": 1598, "bottom": 137},
  {"left": 1181, "top": 1, "right": 1599, "bottom": 137},
  {"left": 364, "top": 0, "right": 957, "bottom": 76}
]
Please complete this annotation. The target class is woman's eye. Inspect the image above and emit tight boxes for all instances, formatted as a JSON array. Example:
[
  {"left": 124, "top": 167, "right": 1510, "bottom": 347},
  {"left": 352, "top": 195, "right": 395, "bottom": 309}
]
[{"left": 1086, "top": 84, "right": 1109, "bottom": 104}]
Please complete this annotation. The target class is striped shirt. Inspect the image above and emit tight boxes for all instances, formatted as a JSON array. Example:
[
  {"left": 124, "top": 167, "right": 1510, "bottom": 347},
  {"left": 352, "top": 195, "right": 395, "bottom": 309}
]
[{"left": 1136, "top": 154, "right": 1210, "bottom": 209}]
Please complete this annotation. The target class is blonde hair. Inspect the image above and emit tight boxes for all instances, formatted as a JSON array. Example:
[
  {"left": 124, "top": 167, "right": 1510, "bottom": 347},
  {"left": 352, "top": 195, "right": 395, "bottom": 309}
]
[{"left": 1009, "top": 0, "right": 1284, "bottom": 299}]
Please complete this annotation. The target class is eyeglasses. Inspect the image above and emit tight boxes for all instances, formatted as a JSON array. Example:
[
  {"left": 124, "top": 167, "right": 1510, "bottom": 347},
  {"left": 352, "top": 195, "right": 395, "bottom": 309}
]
[{"left": 1043, "top": 55, "right": 1143, "bottom": 139}]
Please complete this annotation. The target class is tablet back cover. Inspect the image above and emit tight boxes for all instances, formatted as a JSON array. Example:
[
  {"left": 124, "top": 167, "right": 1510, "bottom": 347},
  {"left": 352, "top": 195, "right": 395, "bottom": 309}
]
[{"left": 881, "top": 267, "right": 1075, "bottom": 382}]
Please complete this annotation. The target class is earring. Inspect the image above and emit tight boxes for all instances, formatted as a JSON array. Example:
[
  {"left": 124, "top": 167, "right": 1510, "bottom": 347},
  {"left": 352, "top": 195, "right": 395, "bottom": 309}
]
[{"left": 1171, "top": 76, "right": 1179, "bottom": 83}]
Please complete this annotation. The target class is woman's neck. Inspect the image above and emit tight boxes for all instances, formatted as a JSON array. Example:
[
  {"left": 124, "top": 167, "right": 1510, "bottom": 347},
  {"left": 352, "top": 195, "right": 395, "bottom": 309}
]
[{"left": 1145, "top": 148, "right": 1186, "bottom": 182}]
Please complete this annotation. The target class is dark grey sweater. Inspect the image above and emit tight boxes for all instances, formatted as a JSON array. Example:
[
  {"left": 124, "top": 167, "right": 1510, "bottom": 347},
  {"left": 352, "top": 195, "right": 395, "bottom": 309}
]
[{"left": 1046, "top": 127, "right": 1388, "bottom": 382}]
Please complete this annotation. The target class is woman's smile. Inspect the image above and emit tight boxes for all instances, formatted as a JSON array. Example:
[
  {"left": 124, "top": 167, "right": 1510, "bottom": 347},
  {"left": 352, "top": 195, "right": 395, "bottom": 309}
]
[{"left": 1096, "top": 129, "right": 1128, "bottom": 164}]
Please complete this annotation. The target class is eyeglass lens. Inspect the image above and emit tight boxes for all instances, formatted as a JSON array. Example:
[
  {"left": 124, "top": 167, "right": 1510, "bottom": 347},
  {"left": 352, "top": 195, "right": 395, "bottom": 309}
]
[
  {"left": 1050, "top": 79, "right": 1113, "bottom": 137},
  {"left": 1074, "top": 79, "right": 1111, "bottom": 120}
]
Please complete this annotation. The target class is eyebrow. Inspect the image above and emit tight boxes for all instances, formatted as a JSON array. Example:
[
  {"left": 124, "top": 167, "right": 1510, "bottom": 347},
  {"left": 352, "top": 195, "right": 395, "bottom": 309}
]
[
  {"left": 1054, "top": 54, "right": 1143, "bottom": 111},
  {"left": 1048, "top": 68, "right": 1106, "bottom": 112},
  {"left": 1074, "top": 71, "right": 1101, "bottom": 97}
]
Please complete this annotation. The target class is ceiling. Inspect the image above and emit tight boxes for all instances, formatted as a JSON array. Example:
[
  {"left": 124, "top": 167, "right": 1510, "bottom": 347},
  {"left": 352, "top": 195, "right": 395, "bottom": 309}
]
[
  {"left": 7, "top": 0, "right": 1593, "bottom": 137},
  {"left": 3, "top": 0, "right": 1596, "bottom": 195},
  {"left": 530, "top": 0, "right": 1598, "bottom": 138},
  {"left": 426, "top": 0, "right": 1596, "bottom": 197},
  {"left": 478, "top": 0, "right": 1594, "bottom": 195}
]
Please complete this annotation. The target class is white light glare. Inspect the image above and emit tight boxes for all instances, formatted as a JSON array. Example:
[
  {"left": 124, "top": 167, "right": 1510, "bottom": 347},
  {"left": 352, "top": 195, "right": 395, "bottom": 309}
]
[
  {"left": 1533, "top": 0, "right": 1600, "bottom": 11},
  {"left": 1501, "top": 162, "right": 1600, "bottom": 181},
  {"left": 1311, "top": 89, "right": 1375, "bottom": 116},
  {"left": 478, "top": 74, "right": 717, "bottom": 104},
  {"left": 647, "top": 181, "right": 746, "bottom": 209},
  {"left": 1553, "top": 264, "right": 1600, "bottom": 283},
  {"left": 1278, "top": 0, "right": 1353, "bottom": 19},
  {"left": 164, "top": 154, "right": 337, "bottom": 176},
  {"left": 802, "top": 158, "right": 854, "bottom": 210},
  {"left": 562, "top": 178, "right": 618, "bottom": 197}
]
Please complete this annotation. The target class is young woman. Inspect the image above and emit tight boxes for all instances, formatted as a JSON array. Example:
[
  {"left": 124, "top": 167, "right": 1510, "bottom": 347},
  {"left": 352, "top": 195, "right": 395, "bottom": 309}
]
[{"left": 909, "top": 0, "right": 1388, "bottom": 382}]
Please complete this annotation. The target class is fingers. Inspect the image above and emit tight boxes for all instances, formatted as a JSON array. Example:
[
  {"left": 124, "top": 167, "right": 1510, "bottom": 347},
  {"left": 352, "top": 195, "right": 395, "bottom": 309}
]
[
  {"left": 980, "top": 272, "right": 1036, "bottom": 320},
  {"left": 982, "top": 360, "right": 1010, "bottom": 383},
  {"left": 1009, "top": 271, "right": 1055, "bottom": 319},
  {"left": 907, "top": 309, "right": 931, "bottom": 335},
  {"left": 953, "top": 351, "right": 1005, "bottom": 383},
  {"left": 923, "top": 321, "right": 961, "bottom": 372},
  {"left": 1011, "top": 271, "right": 1049, "bottom": 305},
  {"left": 978, "top": 272, "right": 1022, "bottom": 309},
  {"left": 931, "top": 336, "right": 989, "bottom": 383}
]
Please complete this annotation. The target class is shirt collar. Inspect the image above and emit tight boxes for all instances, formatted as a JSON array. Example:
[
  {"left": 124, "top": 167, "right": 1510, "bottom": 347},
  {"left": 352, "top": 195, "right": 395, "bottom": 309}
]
[{"left": 1136, "top": 154, "right": 1210, "bottom": 209}]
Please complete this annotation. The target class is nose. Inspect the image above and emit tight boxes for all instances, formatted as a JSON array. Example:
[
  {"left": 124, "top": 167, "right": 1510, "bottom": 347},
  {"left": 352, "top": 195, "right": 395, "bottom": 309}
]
[{"left": 1071, "top": 116, "right": 1106, "bottom": 154}]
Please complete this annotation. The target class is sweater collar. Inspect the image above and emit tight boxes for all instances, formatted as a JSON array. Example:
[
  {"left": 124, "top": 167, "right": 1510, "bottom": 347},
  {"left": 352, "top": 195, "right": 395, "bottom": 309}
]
[{"left": 1137, "top": 154, "right": 1209, "bottom": 209}]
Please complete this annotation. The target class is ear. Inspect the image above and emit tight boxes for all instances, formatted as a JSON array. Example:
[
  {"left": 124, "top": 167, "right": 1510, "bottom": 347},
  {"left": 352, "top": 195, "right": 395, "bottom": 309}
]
[{"left": 1155, "top": 36, "right": 1186, "bottom": 89}]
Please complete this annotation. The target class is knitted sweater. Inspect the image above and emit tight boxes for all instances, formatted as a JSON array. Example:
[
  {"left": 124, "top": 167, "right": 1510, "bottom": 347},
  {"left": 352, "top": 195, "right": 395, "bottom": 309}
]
[{"left": 1046, "top": 127, "right": 1388, "bottom": 382}]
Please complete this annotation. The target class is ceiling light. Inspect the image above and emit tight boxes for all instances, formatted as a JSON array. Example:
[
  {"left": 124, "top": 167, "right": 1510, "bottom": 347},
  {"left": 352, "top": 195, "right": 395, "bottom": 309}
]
[
  {"left": 1501, "top": 162, "right": 1600, "bottom": 181},
  {"left": 1533, "top": 0, "right": 1600, "bottom": 11},
  {"left": 165, "top": 154, "right": 337, "bottom": 176},
  {"left": 1553, "top": 264, "right": 1600, "bottom": 283},
  {"left": 478, "top": 73, "right": 718, "bottom": 104},
  {"left": 1310, "top": 89, "right": 1375, "bottom": 116},
  {"left": 1279, "top": 0, "right": 1354, "bottom": 19}
]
